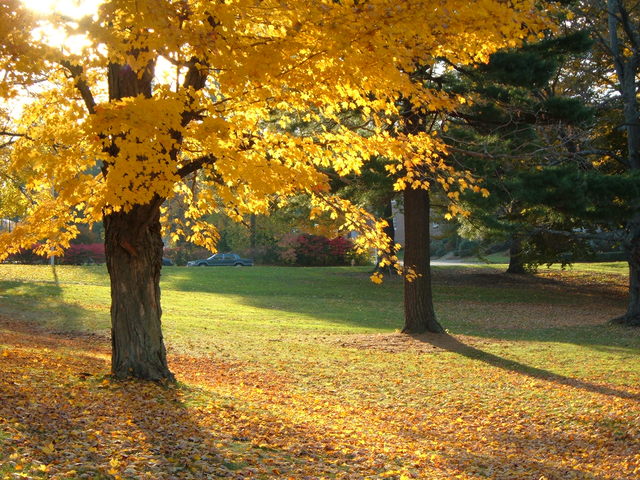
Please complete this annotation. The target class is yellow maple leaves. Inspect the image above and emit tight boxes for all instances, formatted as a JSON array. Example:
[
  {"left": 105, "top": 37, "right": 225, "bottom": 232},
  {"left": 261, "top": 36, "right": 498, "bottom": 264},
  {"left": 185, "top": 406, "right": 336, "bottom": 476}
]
[{"left": 0, "top": 0, "right": 550, "bottom": 259}]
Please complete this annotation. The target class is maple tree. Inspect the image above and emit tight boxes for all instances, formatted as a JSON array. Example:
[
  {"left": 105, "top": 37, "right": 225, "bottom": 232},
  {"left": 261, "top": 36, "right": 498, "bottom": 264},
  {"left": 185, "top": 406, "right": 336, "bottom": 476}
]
[{"left": 0, "top": 0, "right": 545, "bottom": 380}]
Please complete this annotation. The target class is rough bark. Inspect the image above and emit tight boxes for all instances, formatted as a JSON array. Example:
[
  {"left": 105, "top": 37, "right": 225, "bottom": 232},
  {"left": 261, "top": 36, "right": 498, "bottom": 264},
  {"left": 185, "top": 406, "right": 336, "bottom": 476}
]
[
  {"left": 607, "top": 0, "right": 640, "bottom": 325},
  {"left": 402, "top": 188, "right": 444, "bottom": 334},
  {"left": 506, "top": 234, "right": 526, "bottom": 274},
  {"left": 105, "top": 200, "right": 174, "bottom": 380},
  {"left": 614, "top": 213, "right": 640, "bottom": 326}
]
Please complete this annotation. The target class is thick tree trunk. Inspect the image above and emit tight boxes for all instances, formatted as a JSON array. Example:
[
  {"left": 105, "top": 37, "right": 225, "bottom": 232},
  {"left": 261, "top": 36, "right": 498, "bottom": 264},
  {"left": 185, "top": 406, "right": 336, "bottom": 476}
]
[
  {"left": 104, "top": 200, "right": 174, "bottom": 381},
  {"left": 102, "top": 60, "right": 174, "bottom": 380},
  {"left": 615, "top": 213, "right": 640, "bottom": 326},
  {"left": 507, "top": 234, "right": 526, "bottom": 274},
  {"left": 402, "top": 188, "right": 444, "bottom": 334},
  {"left": 606, "top": 2, "right": 640, "bottom": 326}
]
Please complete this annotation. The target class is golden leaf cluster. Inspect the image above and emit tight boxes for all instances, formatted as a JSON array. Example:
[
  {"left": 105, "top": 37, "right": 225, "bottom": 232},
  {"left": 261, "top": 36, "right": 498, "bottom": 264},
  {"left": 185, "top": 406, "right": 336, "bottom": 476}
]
[{"left": 0, "top": 0, "right": 548, "bottom": 258}]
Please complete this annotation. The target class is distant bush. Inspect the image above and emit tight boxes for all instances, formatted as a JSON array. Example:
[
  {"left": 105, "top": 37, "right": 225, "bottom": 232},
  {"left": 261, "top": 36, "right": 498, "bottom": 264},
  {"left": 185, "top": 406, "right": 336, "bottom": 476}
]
[
  {"left": 484, "top": 241, "right": 510, "bottom": 255},
  {"left": 430, "top": 237, "right": 455, "bottom": 258},
  {"left": 4, "top": 243, "right": 106, "bottom": 265},
  {"left": 4, "top": 247, "right": 46, "bottom": 264},
  {"left": 455, "top": 239, "right": 479, "bottom": 258},
  {"left": 278, "top": 234, "right": 356, "bottom": 266},
  {"left": 163, "top": 245, "right": 212, "bottom": 266},
  {"left": 60, "top": 243, "right": 105, "bottom": 265},
  {"left": 328, "top": 236, "right": 353, "bottom": 258},
  {"left": 296, "top": 234, "right": 331, "bottom": 266}
]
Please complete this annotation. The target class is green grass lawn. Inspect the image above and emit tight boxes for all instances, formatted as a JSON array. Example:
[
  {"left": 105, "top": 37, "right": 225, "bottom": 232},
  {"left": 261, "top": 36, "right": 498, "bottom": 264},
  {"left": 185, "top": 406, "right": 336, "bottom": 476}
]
[
  {"left": 0, "top": 262, "right": 635, "bottom": 354},
  {"left": 1, "top": 263, "right": 639, "bottom": 479}
]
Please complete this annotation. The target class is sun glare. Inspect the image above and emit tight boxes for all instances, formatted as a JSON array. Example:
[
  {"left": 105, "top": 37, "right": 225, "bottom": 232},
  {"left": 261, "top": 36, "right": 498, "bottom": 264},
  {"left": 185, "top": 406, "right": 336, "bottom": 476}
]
[
  {"left": 21, "top": 0, "right": 103, "bottom": 54},
  {"left": 22, "top": 0, "right": 102, "bottom": 20},
  {"left": 19, "top": 0, "right": 177, "bottom": 89}
]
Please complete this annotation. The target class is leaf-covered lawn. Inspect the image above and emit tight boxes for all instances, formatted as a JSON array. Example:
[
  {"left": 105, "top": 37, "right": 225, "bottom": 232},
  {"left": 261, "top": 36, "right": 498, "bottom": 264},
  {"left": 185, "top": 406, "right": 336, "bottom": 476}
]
[{"left": 1, "top": 264, "right": 639, "bottom": 479}]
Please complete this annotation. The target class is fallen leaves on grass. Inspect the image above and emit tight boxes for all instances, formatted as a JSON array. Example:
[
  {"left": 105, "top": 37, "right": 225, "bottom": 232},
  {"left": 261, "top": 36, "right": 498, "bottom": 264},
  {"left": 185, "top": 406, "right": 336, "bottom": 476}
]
[
  {"left": 1, "top": 318, "right": 639, "bottom": 479},
  {"left": 328, "top": 332, "right": 508, "bottom": 353}
]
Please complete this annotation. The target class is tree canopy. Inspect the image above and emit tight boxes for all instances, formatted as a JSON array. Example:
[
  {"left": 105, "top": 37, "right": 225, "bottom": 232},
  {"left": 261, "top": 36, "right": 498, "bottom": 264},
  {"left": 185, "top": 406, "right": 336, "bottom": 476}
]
[{"left": 0, "top": 0, "right": 545, "bottom": 259}]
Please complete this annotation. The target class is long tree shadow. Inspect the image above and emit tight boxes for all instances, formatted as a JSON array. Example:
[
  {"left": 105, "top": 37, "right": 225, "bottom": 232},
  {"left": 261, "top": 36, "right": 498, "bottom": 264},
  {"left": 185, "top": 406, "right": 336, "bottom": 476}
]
[
  {"left": 162, "top": 266, "right": 639, "bottom": 352},
  {"left": 0, "top": 322, "right": 250, "bottom": 478},
  {"left": 0, "top": 371, "right": 230, "bottom": 478},
  {"left": 1, "top": 301, "right": 635, "bottom": 479},
  {"left": 0, "top": 280, "right": 93, "bottom": 335},
  {"left": 435, "top": 442, "right": 608, "bottom": 480},
  {"left": 412, "top": 333, "right": 640, "bottom": 402},
  {"left": 0, "top": 328, "right": 392, "bottom": 479}
]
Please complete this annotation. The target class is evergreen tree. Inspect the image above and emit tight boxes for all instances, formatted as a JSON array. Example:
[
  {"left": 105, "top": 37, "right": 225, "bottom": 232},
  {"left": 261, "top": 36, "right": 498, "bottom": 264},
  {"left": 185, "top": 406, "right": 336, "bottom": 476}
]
[{"left": 443, "top": 30, "right": 598, "bottom": 272}]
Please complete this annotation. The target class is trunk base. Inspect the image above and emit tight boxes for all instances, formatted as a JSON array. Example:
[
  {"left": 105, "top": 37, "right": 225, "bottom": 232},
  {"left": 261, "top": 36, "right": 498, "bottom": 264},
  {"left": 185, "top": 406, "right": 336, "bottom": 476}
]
[
  {"left": 506, "top": 265, "right": 527, "bottom": 275},
  {"left": 507, "top": 235, "right": 527, "bottom": 274},
  {"left": 611, "top": 313, "right": 640, "bottom": 327},
  {"left": 401, "top": 323, "right": 445, "bottom": 334}
]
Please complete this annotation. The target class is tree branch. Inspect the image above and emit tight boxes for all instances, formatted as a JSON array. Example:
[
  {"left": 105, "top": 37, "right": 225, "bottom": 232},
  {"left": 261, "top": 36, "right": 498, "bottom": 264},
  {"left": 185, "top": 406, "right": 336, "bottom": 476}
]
[
  {"left": 177, "top": 154, "right": 221, "bottom": 180},
  {"left": 617, "top": 2, "right": 640, "bottom": 54},
  {"left": 60, "top": 60, "right": 98, "bottom": 115}
]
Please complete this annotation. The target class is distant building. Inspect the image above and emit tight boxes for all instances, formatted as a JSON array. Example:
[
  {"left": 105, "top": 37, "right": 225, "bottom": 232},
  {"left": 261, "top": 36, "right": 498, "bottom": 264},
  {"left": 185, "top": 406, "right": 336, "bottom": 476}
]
[
  {"left": 391, "top": 201, "right": 443, "bottom": 247},
  {"left": 0, "top": 219, "right": 16, "bottom": 232}
]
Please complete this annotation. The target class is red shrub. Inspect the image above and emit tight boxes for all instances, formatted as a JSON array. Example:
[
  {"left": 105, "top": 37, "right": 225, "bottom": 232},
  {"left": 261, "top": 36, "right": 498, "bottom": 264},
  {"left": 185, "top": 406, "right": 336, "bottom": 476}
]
[
  {"left": 328, "top": 236, "right": 353, "bottom": 257},
  {"left": 61, "top": 243, "right": 105, "bottom": 265},
  {"left": 278, "top": 234, "right": 354, "bottom": 266}
]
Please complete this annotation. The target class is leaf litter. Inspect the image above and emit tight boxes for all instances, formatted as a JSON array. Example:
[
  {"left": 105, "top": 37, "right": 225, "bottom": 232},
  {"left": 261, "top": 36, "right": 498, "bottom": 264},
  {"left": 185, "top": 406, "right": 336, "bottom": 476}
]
[{"left": 1, "top": 267, "right": 640, "bottom": 479}]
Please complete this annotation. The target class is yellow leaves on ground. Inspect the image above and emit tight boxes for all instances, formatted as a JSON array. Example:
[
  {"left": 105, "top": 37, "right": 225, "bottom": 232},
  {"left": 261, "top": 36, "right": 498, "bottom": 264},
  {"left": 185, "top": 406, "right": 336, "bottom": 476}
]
[
  {"left": 39, "top": 443, "right": 54, "bottom": 455},
  {"left": 1, "top": 314, "right": 639, "bottom": 479}
]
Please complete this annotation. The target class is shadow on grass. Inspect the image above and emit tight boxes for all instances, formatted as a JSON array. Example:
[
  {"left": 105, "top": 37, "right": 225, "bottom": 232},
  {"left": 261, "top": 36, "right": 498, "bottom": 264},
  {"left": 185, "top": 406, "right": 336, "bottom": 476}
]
[
  {"left": 0, "top": 323, "right": 371, "bottom": 479},
  {"left": 0, "top": 321, "right": 254, "bottom": 477},
  {"left": 434, "top": 267, "right": 627, "bottom": 303},
  {"left": 164, "top": 266, "right": 638, "bottom": 350},
  {"left": 0, "top": 370, "right": 229, "bottom": 478},
  {"left": 412, "top": 333, "right": 640, "bottom": 402},
  {"left": 436, "top": 444, "right": 607, "bottom": 480},
  {"left": 0, "top": 280, "right": 91, "bottom": 334},
  {"left": 0, "top": 308, "right": 636, "bottom": 479},
  {"left": 166, "top": 266, "right": 404, "bottom": 330},
  {"left": 1, "top": 265, "right": 637, "bottom": 353}
]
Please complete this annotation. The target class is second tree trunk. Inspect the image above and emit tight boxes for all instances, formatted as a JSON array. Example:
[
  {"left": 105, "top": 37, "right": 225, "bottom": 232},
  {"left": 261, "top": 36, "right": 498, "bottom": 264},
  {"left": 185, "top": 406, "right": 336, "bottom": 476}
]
[{"left": 402, "top": 188, "right": 444, "bottom": 334}]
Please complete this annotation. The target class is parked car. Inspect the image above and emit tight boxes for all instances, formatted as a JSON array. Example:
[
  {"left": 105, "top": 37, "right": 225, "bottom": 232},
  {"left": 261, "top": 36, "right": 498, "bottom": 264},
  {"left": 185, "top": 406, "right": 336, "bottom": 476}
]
[
  {"left": 162, "top": 257, "right": 174, "bottom": 266},
  {"left": 187, "top": 253, "right": 254, "bottom": 267}
]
